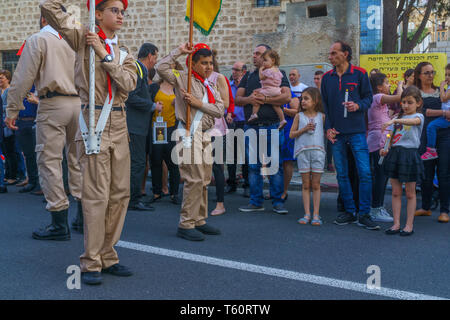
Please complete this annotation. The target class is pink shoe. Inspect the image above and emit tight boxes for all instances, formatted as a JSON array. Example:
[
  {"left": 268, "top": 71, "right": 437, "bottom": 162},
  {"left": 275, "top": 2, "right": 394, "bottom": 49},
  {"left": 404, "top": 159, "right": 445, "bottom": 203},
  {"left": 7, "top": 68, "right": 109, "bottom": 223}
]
[
  {"left": 278, "top": 120, "right": 287, "bottom": 130},
  {"left": 248, "top": 114, "right": 258, "bottom": 123},
  {"left": 211, "top": 208, "right": 226, "bottom": 216},
  {"left": 421, "top": 148, "right": 438, "bottom": 161}
]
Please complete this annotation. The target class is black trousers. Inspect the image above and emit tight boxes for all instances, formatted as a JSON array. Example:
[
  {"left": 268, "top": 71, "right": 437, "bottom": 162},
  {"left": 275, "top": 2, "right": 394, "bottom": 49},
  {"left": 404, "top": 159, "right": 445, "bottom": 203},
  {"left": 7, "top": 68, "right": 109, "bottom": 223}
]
[
  {"left": 369, "top": 150, "right": 388, "bottom": 208},
  {"left": 421, "top": 132, "right": 450, "bottom": 214},
  {"left": 16, "top": 121, "right": 39, "bottom": 186},
  {"left": 2, "top": 134, "right": 18, "bottom": 180},
  {"left": 150, "top": 126, "right": 180, "bottom": 196},
  {"left": 226, "top": 121, "right": 249, "bottom": 188},
  {"left": 129, "top": 133, "right": 148, "bottom": 205}
]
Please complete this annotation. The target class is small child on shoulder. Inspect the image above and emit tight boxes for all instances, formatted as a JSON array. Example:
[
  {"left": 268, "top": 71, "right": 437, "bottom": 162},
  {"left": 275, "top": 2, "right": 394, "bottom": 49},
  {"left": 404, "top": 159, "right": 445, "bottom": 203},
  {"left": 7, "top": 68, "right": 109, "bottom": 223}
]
[{"left": 248, "top": 49, "right": 287, "bottom": 130}]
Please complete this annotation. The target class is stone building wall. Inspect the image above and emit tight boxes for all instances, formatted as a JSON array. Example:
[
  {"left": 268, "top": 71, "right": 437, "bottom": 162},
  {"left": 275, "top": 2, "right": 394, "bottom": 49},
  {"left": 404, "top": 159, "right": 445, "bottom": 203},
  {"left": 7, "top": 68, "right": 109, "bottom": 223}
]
[{"left": 0, "top": 0, "right": 282, "bottom": 69}]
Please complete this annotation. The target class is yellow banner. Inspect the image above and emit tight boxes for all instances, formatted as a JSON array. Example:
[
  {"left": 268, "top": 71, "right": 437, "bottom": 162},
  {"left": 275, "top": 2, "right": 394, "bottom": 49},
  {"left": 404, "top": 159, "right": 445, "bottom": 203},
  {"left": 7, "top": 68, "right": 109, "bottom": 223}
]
[
  {"left": 186, "top": 0, "right": 222, "bottom": 36},
  {"left": 360, "top": 53, "right": 448, "bottom": 90}
]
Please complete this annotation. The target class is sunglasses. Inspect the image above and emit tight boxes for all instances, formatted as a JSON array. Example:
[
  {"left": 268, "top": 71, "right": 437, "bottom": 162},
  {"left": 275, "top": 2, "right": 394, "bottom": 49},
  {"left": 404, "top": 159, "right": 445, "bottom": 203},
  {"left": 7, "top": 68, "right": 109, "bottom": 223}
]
[
  {"left": 232, "top": 68, "right": 243, "bottom": 72},
  {"left": 421, "top": 71, "right": 436, "bottom": 76},
  {"left": 105, "top": 7, "right": 128, "bottom": 18}
]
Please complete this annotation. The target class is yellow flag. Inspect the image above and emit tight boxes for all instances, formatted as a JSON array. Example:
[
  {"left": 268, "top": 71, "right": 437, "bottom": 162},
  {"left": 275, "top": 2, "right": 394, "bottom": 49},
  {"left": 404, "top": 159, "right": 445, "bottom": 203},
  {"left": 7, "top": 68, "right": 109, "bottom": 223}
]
[{"left": 185, "top": 0, "right": 222, "bottom": 36}]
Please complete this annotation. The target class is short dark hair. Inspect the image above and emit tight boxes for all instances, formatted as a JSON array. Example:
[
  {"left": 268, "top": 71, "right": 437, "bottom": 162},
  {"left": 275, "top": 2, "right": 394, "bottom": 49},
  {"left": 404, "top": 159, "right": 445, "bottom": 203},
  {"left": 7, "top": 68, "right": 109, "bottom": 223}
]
[
  {"left": 314, "top": 70, "right": 324, "bottom": 76},
  {"left": 256, "top": 44, "right": 272, "bottom": 51},
  {"left": 192, "top": 48, "right": 212, "bottom": 62},
  {"left": 138, "top": 43, "right": 158, "bottom": 59},
  {"left": 446, "top": 63, "right": 450, "bottom": 71},
  {"left": 334, "top": 40, "right": 352, "bottom": 62}
]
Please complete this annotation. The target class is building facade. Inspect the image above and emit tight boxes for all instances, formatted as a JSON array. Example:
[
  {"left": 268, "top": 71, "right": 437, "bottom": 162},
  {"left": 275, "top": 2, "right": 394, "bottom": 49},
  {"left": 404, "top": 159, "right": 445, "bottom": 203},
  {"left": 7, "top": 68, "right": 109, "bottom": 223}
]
[{"left": 0, "top": 0, "right": 361, "bottom": 75}]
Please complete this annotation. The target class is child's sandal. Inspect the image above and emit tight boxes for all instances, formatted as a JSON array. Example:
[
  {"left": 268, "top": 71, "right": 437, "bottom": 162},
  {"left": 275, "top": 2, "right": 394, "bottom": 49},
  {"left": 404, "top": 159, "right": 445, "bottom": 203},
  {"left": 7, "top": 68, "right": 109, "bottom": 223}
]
[
  {"left": 298, "top": 215, "right": 311, "bottom": 225},
  {"left": 311, "top": 217, "right": 323, "bottom": 226}
]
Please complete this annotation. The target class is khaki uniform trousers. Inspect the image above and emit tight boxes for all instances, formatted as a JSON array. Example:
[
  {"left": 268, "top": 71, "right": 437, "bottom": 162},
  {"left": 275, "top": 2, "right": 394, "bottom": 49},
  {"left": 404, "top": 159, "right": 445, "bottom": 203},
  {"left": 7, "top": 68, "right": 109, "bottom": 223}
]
[
  {"left": 178, "top": 129, "right": 213, "bottom": 229},
  {"left": 77, "top": 107, "right": 130, "bottom": 273},
  {"left": 35, "top": 96, "right": 82, "bottom": 212}
]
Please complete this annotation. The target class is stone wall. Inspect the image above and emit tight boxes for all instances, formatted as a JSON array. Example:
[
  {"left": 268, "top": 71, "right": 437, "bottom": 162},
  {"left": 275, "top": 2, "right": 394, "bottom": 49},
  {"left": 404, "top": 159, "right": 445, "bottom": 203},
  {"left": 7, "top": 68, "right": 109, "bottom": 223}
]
[
  {"left": 0, "top": 0, "right": 282, "bottom": 68},
  {"left": 255, "top": 0, "right": 360, "bottom": 66}
]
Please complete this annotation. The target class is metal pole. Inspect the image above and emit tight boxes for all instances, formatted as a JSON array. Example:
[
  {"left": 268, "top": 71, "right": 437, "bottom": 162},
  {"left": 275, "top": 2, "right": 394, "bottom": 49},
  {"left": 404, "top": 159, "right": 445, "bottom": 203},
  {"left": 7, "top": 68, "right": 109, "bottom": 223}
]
[
  {"left": 88, "top": 0, "right": 96, "bottom": 154},
  {"left": 186, "top": 0, "right": 194, "bottom": 133}
]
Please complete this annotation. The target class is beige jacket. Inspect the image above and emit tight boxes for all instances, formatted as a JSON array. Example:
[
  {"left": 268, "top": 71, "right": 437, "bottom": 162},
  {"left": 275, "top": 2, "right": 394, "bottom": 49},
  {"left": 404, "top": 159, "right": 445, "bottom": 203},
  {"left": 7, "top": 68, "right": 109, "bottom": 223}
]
[
  {"left": 40, "top": 0, "right": 137, "bottom": 107},
  {"left": 156, "top": 48, "right": 224, "bottom": 131},
  {"left": 6, "top": 29, "right": 78, "bottom": 119}
]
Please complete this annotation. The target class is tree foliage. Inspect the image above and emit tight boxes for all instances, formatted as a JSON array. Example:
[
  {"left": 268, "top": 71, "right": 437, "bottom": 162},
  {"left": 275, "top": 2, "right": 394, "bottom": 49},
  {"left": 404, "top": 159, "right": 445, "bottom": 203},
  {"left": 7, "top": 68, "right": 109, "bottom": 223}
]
[{"left": 382, "top": 0, "right": 449, "bottom": 54}]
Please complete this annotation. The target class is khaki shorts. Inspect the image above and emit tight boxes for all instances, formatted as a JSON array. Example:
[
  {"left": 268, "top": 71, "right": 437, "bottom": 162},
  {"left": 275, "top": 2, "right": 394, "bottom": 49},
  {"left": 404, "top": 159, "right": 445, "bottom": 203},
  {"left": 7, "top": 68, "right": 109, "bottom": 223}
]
[{"left": 297, "top": 149, "right": 325, "bottom": 173}]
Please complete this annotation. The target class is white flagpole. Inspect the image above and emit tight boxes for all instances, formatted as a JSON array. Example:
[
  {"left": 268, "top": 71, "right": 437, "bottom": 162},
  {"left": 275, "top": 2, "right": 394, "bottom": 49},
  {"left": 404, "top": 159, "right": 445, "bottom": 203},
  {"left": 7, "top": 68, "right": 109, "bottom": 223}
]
[{"left": 88, "top": 0, "right": 96, "bottom": 154}]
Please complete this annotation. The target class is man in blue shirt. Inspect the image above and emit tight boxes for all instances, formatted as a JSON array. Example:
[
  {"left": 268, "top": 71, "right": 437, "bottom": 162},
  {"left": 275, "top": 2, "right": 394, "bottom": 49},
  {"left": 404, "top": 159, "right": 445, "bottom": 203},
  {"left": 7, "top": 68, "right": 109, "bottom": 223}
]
[
  {"left": 16, "top": 86, "right": 40, "bottom": 193},
  {"left": 321, "top": 41, "right": 379, "bottom": 230},
  {"left": 226, "top": 61, "right": 249, "bottom": 197}
]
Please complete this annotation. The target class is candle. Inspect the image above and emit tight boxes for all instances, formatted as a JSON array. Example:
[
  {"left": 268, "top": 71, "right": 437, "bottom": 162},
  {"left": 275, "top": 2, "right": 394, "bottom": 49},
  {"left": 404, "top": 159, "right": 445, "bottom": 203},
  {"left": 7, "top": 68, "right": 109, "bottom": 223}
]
[
  {"left": 344, "top": 89, "right": 348, "bottom": 118},
  {"left": 378, "top": 133, "right": 391, "bottom": 165}
]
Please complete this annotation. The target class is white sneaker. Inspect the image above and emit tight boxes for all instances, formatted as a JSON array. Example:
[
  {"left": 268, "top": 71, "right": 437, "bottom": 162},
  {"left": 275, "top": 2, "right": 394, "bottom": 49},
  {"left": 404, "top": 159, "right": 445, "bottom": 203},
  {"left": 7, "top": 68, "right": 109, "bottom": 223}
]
[
  {"left": 379, "top": 207, "right": 394, "bottom": 222},
  {"left": 370, "top": 207, "right": 393, "bottom": 223}
]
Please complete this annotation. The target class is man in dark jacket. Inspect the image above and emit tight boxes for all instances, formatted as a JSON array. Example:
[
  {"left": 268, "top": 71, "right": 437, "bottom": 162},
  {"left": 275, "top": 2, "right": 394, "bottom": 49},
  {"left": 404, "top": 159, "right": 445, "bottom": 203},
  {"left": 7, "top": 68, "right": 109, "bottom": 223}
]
[
  {"left": 126, "top": 43, "right": 158, "bottom": 211},
  {"left": 321, "top": 40, "right": 378, "bottom": 230}
]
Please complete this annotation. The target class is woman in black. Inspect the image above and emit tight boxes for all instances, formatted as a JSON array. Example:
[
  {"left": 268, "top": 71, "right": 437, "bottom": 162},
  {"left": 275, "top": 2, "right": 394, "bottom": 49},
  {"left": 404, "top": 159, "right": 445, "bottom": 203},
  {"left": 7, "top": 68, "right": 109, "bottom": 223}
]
[{"left": 414, "top": 62, "right": 450, "bottom": 222}]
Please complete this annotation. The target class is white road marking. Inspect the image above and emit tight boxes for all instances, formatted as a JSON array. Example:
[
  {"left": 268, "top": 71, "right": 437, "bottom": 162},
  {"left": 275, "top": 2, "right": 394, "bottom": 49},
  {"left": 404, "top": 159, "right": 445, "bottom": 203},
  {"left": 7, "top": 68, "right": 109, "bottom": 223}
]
[{"left": 117, "top": 240, "right": 447, "bottom": 300}]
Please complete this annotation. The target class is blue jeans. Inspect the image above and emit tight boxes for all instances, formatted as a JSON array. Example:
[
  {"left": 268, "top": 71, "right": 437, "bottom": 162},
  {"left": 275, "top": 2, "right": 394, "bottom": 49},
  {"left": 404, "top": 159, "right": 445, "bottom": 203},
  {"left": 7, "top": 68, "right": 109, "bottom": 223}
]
[
  {"left": 245, "top": 123, "right": 284, "bottom": 207},
  {"left": 427, "top": 117, "right": 450, "bottom": 148},
  {"left": 0, "top": 144, "right": 5, "bottom": 187},
  {"left": 14, "top": 136, "right": 26, "bottom": 179},
  {"left": 332, "top": 133, "right": 372, "bottom": 215}
]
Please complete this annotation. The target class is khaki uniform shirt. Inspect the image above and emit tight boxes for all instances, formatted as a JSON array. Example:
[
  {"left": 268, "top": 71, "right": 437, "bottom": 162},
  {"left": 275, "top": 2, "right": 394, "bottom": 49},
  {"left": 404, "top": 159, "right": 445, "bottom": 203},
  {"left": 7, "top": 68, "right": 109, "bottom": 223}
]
[
  {"left": 40, "top": 0, "right": 137, "bottom": 107},
  {"left": 6, "top": 29, "right": 78, "bottom": 119},
  {"left": 156, "top": 48, "right": 225, "bottom": 131}
]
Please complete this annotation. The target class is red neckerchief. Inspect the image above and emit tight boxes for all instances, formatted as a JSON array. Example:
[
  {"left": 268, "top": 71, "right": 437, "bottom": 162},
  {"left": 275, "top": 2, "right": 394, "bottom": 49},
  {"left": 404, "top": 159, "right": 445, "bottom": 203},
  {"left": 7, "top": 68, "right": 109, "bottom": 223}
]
[
  {"left": 192, "top": 71, "right": 215, "bottom": 104},
  {"left": 97, "top": 27, "right": 113, "bottom": 102},
  {"left": 17, "top": 41, "right": 26, "bottom": 56}
]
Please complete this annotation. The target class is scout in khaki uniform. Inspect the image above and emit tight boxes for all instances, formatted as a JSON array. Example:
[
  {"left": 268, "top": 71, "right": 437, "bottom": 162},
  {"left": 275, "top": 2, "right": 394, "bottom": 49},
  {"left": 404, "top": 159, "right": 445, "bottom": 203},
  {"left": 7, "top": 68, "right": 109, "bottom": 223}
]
[
  {"left": 156, "top": 43, "right": 225, "bottom": 241},
  {"left": 41, "top": 0, "right": 137, "bottom": 285},
  {"left": 6, "top": 7, "right": 83, "bottom": 241}
]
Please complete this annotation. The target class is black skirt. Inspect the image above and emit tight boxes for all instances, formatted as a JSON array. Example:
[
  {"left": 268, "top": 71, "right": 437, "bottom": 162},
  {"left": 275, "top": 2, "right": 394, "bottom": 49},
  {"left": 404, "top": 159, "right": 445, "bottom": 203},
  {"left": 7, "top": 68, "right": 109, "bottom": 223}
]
[{"left": 383, "top": 146, "right": 424, "bottom": 182}]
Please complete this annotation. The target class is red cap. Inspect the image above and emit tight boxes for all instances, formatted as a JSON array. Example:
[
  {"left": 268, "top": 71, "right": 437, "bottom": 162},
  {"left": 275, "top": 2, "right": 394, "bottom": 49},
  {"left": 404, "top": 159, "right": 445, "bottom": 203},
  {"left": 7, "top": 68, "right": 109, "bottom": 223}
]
[
  {"left": 87, "top": 0, "right": 128, "bottom": 11},
  {"left": 186, "top": 43, "right": 211, "bottom": 66}
]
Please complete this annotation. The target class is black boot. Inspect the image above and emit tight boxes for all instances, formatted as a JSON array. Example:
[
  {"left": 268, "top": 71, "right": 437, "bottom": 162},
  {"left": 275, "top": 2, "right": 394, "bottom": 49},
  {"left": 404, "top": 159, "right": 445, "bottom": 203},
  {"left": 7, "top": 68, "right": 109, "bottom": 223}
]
[
  {"left": 32, "top": 209, "right": 71, "bottom": 241},
  {"left": 71, "top": 200, "right": 84, "bottom": 233}
]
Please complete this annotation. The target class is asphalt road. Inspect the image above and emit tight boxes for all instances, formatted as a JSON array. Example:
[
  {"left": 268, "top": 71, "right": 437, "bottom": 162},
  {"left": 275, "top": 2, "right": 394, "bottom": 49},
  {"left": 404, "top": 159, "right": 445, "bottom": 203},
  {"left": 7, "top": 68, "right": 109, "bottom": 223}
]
[{"left": 1, "top": 185, "right": 449, "bottom": 300}]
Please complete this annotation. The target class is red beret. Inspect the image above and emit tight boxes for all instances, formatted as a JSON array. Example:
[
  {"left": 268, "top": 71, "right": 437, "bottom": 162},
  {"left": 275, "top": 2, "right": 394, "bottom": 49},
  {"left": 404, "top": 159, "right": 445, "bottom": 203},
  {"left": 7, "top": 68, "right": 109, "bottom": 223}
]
[
  {"left": 186, "top": 43, "right": 211, "bottom": 66},
  {"left": 87, "top": 0, "right": 128, "bottom": 11}
]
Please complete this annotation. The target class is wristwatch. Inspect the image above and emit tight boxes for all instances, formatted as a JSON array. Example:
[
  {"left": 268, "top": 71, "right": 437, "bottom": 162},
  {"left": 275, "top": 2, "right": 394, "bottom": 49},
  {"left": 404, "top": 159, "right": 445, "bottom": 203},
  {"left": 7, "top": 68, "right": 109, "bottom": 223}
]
[{"left": 101, "top": 54, "right": 113, "bottom": 63}]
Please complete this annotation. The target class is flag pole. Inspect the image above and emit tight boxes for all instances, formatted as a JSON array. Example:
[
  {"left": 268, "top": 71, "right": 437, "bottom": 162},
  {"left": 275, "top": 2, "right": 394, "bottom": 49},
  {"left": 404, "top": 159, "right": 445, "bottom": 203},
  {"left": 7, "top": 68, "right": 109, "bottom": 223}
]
[
  {"left": 186, "top": 0, "right": 194, "bottom": 133},
  {"left": 88, "top": 0, "right": 96, "bottom": 154}
]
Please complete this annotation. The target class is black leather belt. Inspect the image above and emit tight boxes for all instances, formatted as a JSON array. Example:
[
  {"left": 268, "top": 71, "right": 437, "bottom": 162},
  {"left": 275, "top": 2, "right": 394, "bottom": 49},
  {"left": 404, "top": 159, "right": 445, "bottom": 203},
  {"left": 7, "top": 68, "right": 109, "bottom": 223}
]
[
  {"left": 39, "top": 91, "right": 79, "bottom": 100},
  {"left": 81, "top": 105, "right": 125, "bottom": 112}
]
